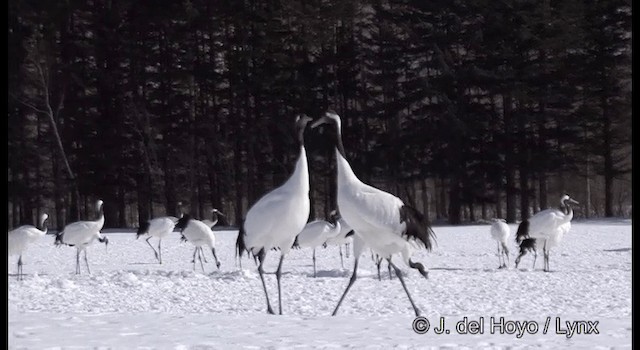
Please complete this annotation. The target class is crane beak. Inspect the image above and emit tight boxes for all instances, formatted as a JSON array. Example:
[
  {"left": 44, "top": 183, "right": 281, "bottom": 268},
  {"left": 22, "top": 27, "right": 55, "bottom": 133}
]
[
  {"left": 569, "top": 198, "right": 579, "bottom": 205},
  {"left": 310, "top": 116, "right": 330, "bottom": 129}
]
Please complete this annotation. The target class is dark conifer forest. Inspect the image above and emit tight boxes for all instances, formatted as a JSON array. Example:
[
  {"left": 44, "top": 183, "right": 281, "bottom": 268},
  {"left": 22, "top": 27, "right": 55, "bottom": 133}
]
[{"left": 8, "top": 0, "right": 631, "bottom": 230}]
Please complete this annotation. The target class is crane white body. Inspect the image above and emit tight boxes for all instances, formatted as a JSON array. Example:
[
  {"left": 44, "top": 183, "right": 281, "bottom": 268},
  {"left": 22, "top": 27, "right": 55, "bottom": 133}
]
[
  {"left": 489, "top": 218, "right": 511, "bottom": 268},
  {"left": 295, "top": 218, "right": 341, "bottom": 277},
  {"left": 514, "top": 195, "right": 578, "bottom": 271},
  {"left": 8, "top": 213, "right": 49, "bottom": 280},
  {"left": 175, "top": 215, "right": 221, "bottom": 273},
  {"left": 56, "top": 200, "right": 108, "bottom": 275},
  {"left": 311, "top": 111, "right": 435, "bottom": 317},
  {"left": 137, "top": 216, "right": 179, "bottom": 264},
  {"left": 323, "top": 216, "right": 354, "bottom": 269},
  {"left": 236, "top": 115, "right": 312, "bottom": 315}
]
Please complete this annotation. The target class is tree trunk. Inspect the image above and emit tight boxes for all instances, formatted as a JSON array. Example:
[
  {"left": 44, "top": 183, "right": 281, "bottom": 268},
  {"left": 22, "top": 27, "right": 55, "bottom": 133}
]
[
  {"left": 448, "top": 177, "right": 461, "bottom": 225},
  {"left": 602, "top": 96, "right": 614, "bottom": 217},
  {"left": 503, "top": 93, "right": 517, "bottom": 223},
  {"left": 421, "top": 179, "right": 430, "bottom": 222},
  {"left": 118, "top": 185, "right": 127, "bottom": 227}
]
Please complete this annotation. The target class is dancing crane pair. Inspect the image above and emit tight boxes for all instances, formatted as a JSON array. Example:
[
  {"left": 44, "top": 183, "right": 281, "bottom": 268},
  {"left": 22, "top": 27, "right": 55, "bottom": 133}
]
[{"left": 236, "top": 111, "right": 436, "bottom": 317}]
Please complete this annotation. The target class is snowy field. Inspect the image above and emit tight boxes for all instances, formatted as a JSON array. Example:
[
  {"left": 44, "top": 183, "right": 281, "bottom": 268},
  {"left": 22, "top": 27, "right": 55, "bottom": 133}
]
[{"left": 8, "top": 219, "right": 632, "bottom": 349}]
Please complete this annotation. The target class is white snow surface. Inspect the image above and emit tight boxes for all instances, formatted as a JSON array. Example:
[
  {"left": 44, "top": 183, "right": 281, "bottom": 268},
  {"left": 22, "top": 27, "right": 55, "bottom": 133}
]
[{"left": 8, "top": 219, "right": 632, "bottom": 349}]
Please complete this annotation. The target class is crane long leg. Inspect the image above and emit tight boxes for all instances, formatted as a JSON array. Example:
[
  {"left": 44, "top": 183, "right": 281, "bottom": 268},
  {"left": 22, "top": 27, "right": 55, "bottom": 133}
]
[
  {"left": 146, "top": 237, "right": 160, "bottom": 263},
  {"left": 198, "top": 247, "right": 205, "bottom": 273},
  {"left": 543, "top": 240, "right": 550, "bottom": 272},
  {"left": 332, "top": 258, "right": 359, "bottom": 316},
  {"left": 376, "top": 256, "right": 382, "bottom": 281},
  {"left": 256, "top": 249, "right": 275, "bottom": 315},
  {"left": 192, "top": 248, "right": 197, "bottom": 270},
  {"left": 388, "top": 259, "right": 421, "bottom": 317},
  {"left": 158, "top": 239, "right": 162, "bottom": 264},
  {"left": 312, "top": 248, "right": 317, "bottom": 278},
  {"left": 211, "top": 247, "right": 221, "bottom": 269},
  {"left": 84, "top": 250, "right": 91, "bottom": 275},
  {"left": 345, "top": 243, "right": 350, "bottom": 258},
  {"left": 76, "top": 250, "right": 81, "bottom": 275},
  {"left": 388, "top": 262, "right": 393, "bottom": 280},
  {"left": 532, "top": 249, "right": 537, "bottom": 270},
  {"left": 201, "top": 247, "right": 208, "bottom": 263},
  {"left": 502, "top": 242, "right": 510, "bottom": 268},
  {"left": 276, "top": 254, "right": 285, "bottom": 315},
  {"left": 497, "top": 242, "right": 502, "bottom": 268},
  {"left": 17, "top": 255, "right": 23, "bottom": 281},
  {"left": 339, "top": 245, "right": 344, "bottom": 269}
]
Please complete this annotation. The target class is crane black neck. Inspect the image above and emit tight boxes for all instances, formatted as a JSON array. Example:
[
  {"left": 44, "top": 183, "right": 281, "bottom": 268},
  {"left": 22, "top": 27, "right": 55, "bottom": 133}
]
[
  {"left": 39, "top": 217, "right": 48, "bottom": 231},
  {"left": 332, "top": 125, "right": 347, "bottom": 159},
  {"left": 560, "top": 200, "right": 573, "bottom": 215}
]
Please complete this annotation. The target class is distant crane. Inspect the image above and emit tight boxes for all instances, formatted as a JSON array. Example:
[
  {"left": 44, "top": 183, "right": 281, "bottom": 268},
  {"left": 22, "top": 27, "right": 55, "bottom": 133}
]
[
  {"left": 489, "top": 218, "right": 511, "bottom": 269},
  {"left": 8, "top": 213, "right": 49, "bottom": 280},
  {"left": 137, "top": 216, "right": 179, "bottom": 264},
  {"left": 175, "top": 214, "right": 221, "bottom": 273},
  {"left": 55, "top": 200, "right": 109, "bottom": 275},
  {"left": 323, "top": 210, "right": 354, "bottom": 269},
  {"left": 293, "top": 212, "right": 342, "bottom": 277},
  {"left": 136, "top": 201, "right": 184, "bottom": 264},
  {"left": 514, "top": 195, "right": 579, "bottom": 271}
]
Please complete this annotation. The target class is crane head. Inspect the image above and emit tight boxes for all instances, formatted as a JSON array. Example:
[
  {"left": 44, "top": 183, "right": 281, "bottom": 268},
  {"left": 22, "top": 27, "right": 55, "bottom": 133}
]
[{"left": 136, "top": 221, "right": 150, "bottom": 239}]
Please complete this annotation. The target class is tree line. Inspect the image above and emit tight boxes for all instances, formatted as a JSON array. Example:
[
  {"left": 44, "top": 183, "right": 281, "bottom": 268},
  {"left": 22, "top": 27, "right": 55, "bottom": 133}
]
[{"left": 8, "top": 0, "right": 631, "bottom": 230}]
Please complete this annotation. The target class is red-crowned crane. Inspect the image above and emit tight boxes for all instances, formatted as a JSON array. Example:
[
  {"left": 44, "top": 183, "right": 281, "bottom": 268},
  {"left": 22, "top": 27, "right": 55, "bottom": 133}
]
[
  {"left": 55, "top": 200, "right": 109, "bottom": 275},
  {"left": 175, "top": 214, "right": 221, "bottom": 273},
  {"left": 236, "top": 114, "right": 312, "bottom": 315},
  {"left": 293, "top": 211, "right": 342, "bottom": 277},
  {"left": 323, "top": 210, "right": 354, "bottom": 269},
  {"left": 514, "top": 195, "right": 579, "bottom": 271},
  {"left": 490, "top": 218, "right": 511, "bottom": 268},
  {"left": 136, "top": 201, "right": 185, "bottom": 264},
  {"left": 8, "top": 213, "right": 49, "bottom": 280},
  {"left": 311, "top": 110, "right": 436, "bottom": 317}
]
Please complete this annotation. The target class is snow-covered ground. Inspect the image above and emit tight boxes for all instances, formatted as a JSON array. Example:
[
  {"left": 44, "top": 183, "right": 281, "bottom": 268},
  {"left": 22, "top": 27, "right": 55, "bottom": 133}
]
[{"left": 8, "top": 219, "right": 632, "bottom": 349}]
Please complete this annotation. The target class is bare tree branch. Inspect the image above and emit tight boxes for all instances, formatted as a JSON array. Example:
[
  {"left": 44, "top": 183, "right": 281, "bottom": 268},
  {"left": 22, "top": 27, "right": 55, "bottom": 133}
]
[{"left": 9, "top": 92, "right": 49, "bottom": 115}]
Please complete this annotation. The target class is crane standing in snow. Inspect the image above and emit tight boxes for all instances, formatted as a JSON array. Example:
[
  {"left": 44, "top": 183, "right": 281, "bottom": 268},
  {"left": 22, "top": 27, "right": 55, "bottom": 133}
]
[
  {"left": 322, "top": 210, "right": 354, "bottom": 269},
  {"left": 514, "top": 195, "right": 579, "bottom": 271},
  {"left": 8, "top": 213, "right": 49, "bottom": 280},
  {"left": 137, "top": 216, "right": 179, "bottom": 264},
  {"left": 190, "top": 208, "right": 226, "bottom": 266},
  {"left": 55, "top": 199, "right": 109, "bottom": 275},
  {"left": 311, "top": 110, "right": 435, "bottom": 317},
  {"left": 490, "top": 218, "right": 511, "bottom": 269},
  {"left": 175, "top": 213, "right": 221, "bottom": 273},
  {"left": 236, "top": 114, "right": 312, "bottom": 315},
  {"left": 293, "top": 211, "right": 342, "bottom": 277},
  {"left": 136, "top": 201, "right": 185, "bottom": 264}
]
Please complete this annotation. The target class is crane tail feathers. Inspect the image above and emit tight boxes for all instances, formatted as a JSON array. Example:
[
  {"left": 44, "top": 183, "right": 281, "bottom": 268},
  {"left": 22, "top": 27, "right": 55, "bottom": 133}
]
[
  {"left": 235, "top": 220, "right": 247, "bottom": 259},
  {"left": 345, "top": 230, "right": 355, "bottom": 238},
  {"left": 54, "top": 231, "right": 65, "bottom": 246},
  {"left": 399, "top": 205, "right": 436, "bottom": 251},
  {"left": 292, "top": 235, "right": 300, "bottom": 249},
  {"left": 515, "top": 219, "right": 530, "bottom": 243},
  {"left": 136, "top": 221, "right": 150, "bottom": 237},
  {"left": 518, "top": 237, "right": 536, "bottom": 253}
]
